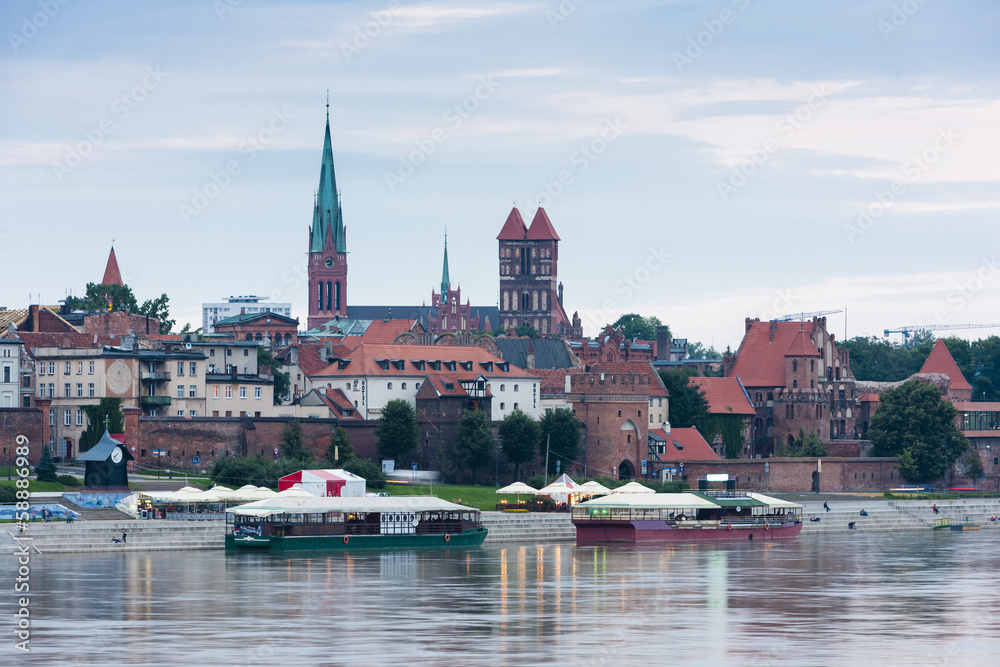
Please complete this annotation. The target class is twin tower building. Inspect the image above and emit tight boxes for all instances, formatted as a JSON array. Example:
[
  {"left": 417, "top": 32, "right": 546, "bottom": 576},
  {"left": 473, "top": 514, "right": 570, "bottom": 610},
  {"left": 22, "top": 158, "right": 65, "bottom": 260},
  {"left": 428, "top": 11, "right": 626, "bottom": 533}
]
[{"left": 306, "top": 111, "right": 572, "bottom": 337}]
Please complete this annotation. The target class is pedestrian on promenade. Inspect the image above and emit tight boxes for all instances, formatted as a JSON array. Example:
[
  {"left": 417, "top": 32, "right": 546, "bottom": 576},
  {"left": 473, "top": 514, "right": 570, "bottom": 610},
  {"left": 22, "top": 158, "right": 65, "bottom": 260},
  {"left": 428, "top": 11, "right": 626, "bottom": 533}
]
[
  {"left": 823, "top": 502, "right": 830, "bottom": 512},
  {"left": 122, "top": 528, "right": 128, "bottom": 544},
  {"left": 933, "top": 504, "right": 939, "bottom": 514}
]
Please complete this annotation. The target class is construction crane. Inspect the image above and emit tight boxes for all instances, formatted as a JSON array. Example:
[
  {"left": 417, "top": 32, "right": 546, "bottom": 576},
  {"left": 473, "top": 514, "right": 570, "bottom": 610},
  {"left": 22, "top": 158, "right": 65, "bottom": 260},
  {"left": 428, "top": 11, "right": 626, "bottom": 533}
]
[
  {"left": 776, "top": 309, "right": 843, "bottom": 321},
  {"left": 883, "top": 323, "right": 1000, "bottom": 339}
]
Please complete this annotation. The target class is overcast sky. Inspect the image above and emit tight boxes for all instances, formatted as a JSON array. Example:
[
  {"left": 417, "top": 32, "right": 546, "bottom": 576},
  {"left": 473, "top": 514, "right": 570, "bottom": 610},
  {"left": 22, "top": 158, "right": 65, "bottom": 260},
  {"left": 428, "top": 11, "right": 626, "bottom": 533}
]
[{"left": 2, "top": 0, "right": 999, "bottom": 350}]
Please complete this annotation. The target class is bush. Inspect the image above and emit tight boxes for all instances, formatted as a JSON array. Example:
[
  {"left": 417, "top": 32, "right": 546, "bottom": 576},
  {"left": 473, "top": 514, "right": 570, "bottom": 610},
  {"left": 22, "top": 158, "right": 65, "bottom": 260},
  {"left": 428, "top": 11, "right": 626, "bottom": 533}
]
[
  {"left": 58, "top": 474, "right": 82, "bottom": 487},
  {"left": 341, "top": 457, "right": 386, "bottom": 489},
  {"left": 0, "top": 486, "right": 17, "bottom": 503},
  {"left": 526, "top": 474, "right": 545, "bottom": 490}
]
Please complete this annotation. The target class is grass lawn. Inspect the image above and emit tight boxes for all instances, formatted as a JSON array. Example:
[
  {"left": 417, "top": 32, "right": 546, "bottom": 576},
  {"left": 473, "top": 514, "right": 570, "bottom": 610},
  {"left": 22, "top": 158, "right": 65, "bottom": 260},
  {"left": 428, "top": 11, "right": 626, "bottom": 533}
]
[
  {"left": 385, "top": 483, "right": 534, "bottom": 512},
  {"left": 0, "top": 479, "right": 67, "bottom": 492}
]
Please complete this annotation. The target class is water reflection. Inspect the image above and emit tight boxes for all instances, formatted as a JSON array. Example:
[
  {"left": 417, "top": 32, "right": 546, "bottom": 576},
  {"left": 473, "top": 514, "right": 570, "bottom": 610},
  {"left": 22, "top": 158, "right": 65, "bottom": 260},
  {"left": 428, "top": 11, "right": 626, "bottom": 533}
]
[{"left": 7, "top": 532, "right": 1000, "bottom": 665}]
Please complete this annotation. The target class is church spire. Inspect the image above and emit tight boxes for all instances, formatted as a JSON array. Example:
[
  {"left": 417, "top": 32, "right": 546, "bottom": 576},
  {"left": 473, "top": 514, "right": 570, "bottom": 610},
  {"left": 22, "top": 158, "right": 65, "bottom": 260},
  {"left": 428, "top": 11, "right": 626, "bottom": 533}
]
[
  {"left": 102, "top": 245, "right": 124, "bottom": 286},
  {"left": 310, "top": 98, "right": 345, "bottom": 254},
  {"left": 440, "top": 231, "right": 451, "bottom": 297}
]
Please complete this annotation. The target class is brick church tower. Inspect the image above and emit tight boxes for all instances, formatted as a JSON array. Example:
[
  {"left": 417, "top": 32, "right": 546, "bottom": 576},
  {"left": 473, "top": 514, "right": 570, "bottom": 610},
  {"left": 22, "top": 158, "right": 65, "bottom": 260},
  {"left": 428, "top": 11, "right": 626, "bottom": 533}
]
[
  {"left": 428, "top": 233, "right": 481, "bottom": 334},
  {"left": 307, "top": 104, "right": 348, "bottom": 330},
  {"left": 497, "top": 206, "right": 570, "bottom": 336}
]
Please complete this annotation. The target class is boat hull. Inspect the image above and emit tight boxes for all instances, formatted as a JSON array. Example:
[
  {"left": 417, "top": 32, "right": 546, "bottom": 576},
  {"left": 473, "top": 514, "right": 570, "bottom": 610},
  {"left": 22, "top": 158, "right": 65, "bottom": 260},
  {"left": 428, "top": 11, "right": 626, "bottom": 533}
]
[
  {"left": 574, "top": 520, "right": 802, "bottom": 544},
  {"left": 226, "top": 527, "right": 488, "bottom": 551}
]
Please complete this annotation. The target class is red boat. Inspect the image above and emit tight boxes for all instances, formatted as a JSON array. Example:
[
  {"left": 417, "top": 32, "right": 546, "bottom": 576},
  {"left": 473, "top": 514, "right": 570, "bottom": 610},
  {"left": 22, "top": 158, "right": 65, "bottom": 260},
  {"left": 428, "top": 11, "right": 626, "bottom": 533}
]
[{"left": 571, "top": 491, "right": 803, "bottom": 543}]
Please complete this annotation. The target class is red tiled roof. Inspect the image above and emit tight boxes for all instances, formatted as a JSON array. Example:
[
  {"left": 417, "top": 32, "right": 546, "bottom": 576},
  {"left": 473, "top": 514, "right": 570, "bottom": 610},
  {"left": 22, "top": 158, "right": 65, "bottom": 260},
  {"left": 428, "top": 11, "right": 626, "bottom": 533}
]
[
  {"left": 18, "top": 332, "right": 100, "bottom": 356},
  {"left": 296, "top": 343, "right": 353, "bottom": 378},
  {"left": 313, "top": 343, "right": 526, "bottom": 378},
  {"left": 784, "top": 329, "right": 822, "bottom": 357},
  {"left": 525, "top": 207, "right": 560, "bottom": 240},
  {"left": 919, "top": 339, "right": 972, "bottom": 391},
  {"left": 496, "top": 206, "right": 528, "bottom": 240},
  {"left": 588, "top": 362, "right": 669, "bottom": 397},
  {"left": 859, "top": 393, "right": 881, "bottom": 402},
  {"left": 416, "top": 373, "right": 486, "bottom": 398},
  {"left": 649, "top": 427, "right": 720, "bottom": 461},
  {"left": 689, "top": 376, "right": 755, "bottom": 415},
  {"left": 102, "top": 247, "right": 124, "bottom": 286},
  {"left": 359, "top": 319, "right": 419, "bottom": 344},
  {"left": 321, "top": 389, "right": 362, "bottom": 419},
  {"left": 527, "top": 368, "right": 569, "bottom": 395},
  {"left": 729, "top": 320, "right": 820, "bottom": 387}
]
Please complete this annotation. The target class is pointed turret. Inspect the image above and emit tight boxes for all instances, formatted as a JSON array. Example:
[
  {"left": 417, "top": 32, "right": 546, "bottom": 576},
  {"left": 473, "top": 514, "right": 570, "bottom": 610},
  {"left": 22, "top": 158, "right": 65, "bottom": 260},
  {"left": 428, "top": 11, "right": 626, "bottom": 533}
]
[
  {"left": 310, "top": 105, "right": 345, "bottom": 254},
  {"left": 526, "top": 207, "right": 560, "bottom": 240},
  {"left": 102, "top": 246, "right": 124, "bottom": 286},
  {"left": 496, "top": 207, "right": 528, "bottom": 240},
  {"left": 441, "top": 233, "right": 451, "bottom": 296}
]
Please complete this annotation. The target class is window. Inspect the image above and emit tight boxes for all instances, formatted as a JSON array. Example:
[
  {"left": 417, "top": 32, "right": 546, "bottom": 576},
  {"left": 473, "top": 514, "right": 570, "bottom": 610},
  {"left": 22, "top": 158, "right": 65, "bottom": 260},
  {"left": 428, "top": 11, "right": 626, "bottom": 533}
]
[
  {"left": 76, "top": 361, "right": 83, "bottom": 375},
  {"left": 177, "top": 410, "right": 184, "bottom": 417},
  {"left": 255, "top": 387, "right": 261, "bottom": 399},
  {"left": 65, "top": 361, "right": 71, "bottom": 374},
  {"left": 225, "top": 411, "right": 232, "bottom": 417},
  {"left": 387, "top": 382, "right": 393, "bottom": 390},
  {"left": 48, "top": 383, "right": 54, "bottom": 397},
  {"left": 89, "top": 383, "right": 95, "bottom": 397},
  {"left": 49, "top": 409, "right": 54, "bottom": 426},
  {"left": 76, "top": 410, "right": 83, "bottom": 426},
  {"left": 226, "top": 349, "right": 232, "bottom": 356},
  {"left": 401, "top": 383, "right": 407, "bottom": 390},
  {"left": 500, "top": 402, "right": 505, "bottom": 410},
  {"left": 77, "top": 383, "right": 83, "bottom": 397},
  {"left": 793, "top": 380, "right": 798, "bottom": 388},
  {"left": 225, "top": 385, "right": 232, "bottom": 399},
  {"left": 64, "top": 383, "right": 71, "bottom": 398},
  {"left": 213, "top": 386, "right": 220, "bottom": 399},
  {"left": 178, "top": 385, "right": 185, "bottom": 398},
  {"left": 39, "top": 363, "right": 46, "bottom": 375},
  {"left": 210, "top": 349, "right": 216, "bottom": 357},
  {"left": 243, "top": 349, "right": 249, "bottom": 357},
  {"left": 89, "top": 360, "right": 95, "bottom": 374},
  {"left": 513, "top": 384, "right": 519, "bottom": 392},
  {"left": 189, "top": 386, "right": 196, "bottom": 398},
  {"left": 240, "top": 387, "right": 247, "bottom": 399},
  {"left": 48, "top": 362, "right": 54, "bottom": 375},
  {"left": 792, "top": 360, "right": 797, "bottom": 372},
  {"left": 190, "top": 362, "right": 197, "bottom": 375},
  {"left": 513, "top": 402, "right": 518, "bottom": 409},
  {"left": 500, "top": 384, "right": 505, "bottom": 391},
  {"left": 64, "top": 409, "right": 71, "bottom": 426},
  {"left": 189, "top": 410, "right": 197, "bottom": 417},
  {"left": 177, "top": 362, "right": 185, "bottom": 376}
]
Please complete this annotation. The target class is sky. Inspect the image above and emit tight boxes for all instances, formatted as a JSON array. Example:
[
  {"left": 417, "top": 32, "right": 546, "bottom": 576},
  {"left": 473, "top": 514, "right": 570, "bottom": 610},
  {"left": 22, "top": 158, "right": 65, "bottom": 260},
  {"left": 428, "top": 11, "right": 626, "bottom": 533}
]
[{"left": 2, "top": 0, "right": 999, "bottom": 351}]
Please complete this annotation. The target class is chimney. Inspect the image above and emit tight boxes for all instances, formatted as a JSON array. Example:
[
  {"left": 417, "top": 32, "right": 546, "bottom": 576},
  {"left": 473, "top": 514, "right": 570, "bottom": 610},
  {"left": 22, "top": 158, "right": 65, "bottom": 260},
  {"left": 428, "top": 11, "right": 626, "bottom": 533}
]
[
  {"left": 656, "top": 325, "right": 670, "bottom": 361},
  {"left": 662, "top": 421, "right": 671, "bottom": 435},
  {"left": 527, "top": 342, "right": 535, "bottom": 370},
  {"left": 558, "top": 282, "right": 564, "bottom": 306},
  {"left": 565, "top": 373, "right": 572, "bottom": 394},
  {"left": 28, "top": 304, "right": 40, "bottom": 332},
  {"left": 746, "top": 317, "right": 754, "bottom": 334},
  {"left": 769, "top": 320, "right": 778, "bottom": 343}
]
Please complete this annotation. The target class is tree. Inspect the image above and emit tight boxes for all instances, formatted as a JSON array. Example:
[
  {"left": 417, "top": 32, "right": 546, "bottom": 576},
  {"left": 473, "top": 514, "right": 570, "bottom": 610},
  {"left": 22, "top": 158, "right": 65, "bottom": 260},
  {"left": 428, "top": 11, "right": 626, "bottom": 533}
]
[
  {"left": 341, "top": 457, "right": 387, "bottom": 489},
  {"left": 610, "top": 314, "right": 665, "bottom": 341},
  {"left": 706, "top": 411, "right": 744, "bottom": 459},
  {"left": 790, "top": 427, "right": 827, "bottom": 457},
  {"left": 513, "top": 324, "right": 539, "bottom": 338},
  {"left": 65, "top": 282, "right": 138, "bottom": 313},
  {"left": 376, "top": 399, "right": 419, "bottom": 461},
  {"left": 869, "top": 379, "right": 967, "bottom": 482},
  {"left": 325, "top": 427, "right": 354, "bottom": 467},
  {"left": 80, "top": 398, "right": 124, "bottom": 451},
  {"left": 656, "top": 368, "right": 711, "bottom": 433},
  {"left": 539, "top": 408, "right": 581, "bottom": 476},
  {"left": 686, "top": 341, "right": 721, "bottom": 360},
  {"left": 454, "top": 409, "right": 495, "bottom": 485},
  {"left": 497, "top": 408, "right": 541, "bottom": 481},
  {"left": 258, "top": 346, "right": 290, "bottom": 404},
  {"left": 279, "top": 420, "right": 311, "bottom": 461},
  {"left": 36, "top": 445, "right": 59, "bottom": 482},
  {"left": 137, "top": 293, "right": 175, "bottom": 334}
]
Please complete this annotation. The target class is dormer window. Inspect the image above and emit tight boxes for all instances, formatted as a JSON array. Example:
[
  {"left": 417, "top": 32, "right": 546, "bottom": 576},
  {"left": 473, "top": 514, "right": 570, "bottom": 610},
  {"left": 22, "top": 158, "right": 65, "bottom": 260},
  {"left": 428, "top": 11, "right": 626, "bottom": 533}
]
[
  {"left": 376, "top": 359, "right": 389, "bottom": 370},
  {"left": 429, "top": 361, "right": 441, "bottom": 371},
  {"left": 412, "top": 360, "right": 425, "bottom": 371},
  {"left": 479, "top": 361, "right": 493, "bottom": 372},
  {"left": 444, "top": 382, "right": 455, "bottom": 391},
  {"left": 460, "top": 361, "right": 473, "bottom": 371}
]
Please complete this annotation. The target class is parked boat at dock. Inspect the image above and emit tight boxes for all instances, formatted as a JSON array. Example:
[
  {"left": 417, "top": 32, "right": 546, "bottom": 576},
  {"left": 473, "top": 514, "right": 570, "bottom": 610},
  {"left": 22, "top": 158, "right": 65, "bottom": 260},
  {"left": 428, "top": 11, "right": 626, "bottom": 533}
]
[
  {"left": 225, "top": 496, "right": 487, "bottom": 551},
  {"left": 571, "top": 490, "right": 803, "bottom": 543}
]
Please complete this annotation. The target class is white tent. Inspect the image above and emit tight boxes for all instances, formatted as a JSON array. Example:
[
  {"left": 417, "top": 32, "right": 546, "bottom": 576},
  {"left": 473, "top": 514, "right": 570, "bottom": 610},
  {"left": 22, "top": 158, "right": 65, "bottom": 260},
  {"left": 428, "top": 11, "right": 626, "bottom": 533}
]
[
  {"left": 610, "top": 481, "right": 655, "bottom": 495},
  {"left": 496, "top": 482, "right": 537, "bottom": 502},
  {"left": 578, "top": 481, "right": 612, "bottom": 496},
  {"left": 536, "top": 474, "right": 581, "bottom": 503}
]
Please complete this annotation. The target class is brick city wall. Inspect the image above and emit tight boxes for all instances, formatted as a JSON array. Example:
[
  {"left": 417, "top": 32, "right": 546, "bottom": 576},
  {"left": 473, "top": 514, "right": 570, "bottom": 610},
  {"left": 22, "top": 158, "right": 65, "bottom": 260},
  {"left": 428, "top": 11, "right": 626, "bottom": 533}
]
[
  {"left": 0, "top": 407, "right": 45, "bottom": 465},
  {"left": 679, "top": 457, "right": 901, "bottom": 493}
]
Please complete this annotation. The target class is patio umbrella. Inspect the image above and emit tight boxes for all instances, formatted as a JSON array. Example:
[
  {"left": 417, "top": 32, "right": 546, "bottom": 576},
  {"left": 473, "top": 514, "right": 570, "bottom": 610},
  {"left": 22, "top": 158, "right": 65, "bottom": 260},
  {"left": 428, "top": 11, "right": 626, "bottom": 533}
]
[
  {"left": 610, "top": 481, "right": 655, "bottom": 494},
  {"left": 496, "top": 482, "right": 537, "bottom": 502},
  {"left": 578, "top": 481, "right": 612, "bottom": 496}
]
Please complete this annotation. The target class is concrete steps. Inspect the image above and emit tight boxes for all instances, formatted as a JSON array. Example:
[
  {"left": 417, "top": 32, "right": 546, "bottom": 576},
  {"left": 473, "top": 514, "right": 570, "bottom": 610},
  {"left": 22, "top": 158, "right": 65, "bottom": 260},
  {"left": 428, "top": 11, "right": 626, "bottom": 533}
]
[
  {"left": 798, "top": 499, "right": 1000, "bottom": 534},
  {"left": 482, "top": 512, "right": 575, "bottom": 544},
  {"left": 6, "top": 520, "right": 226, "bottom": 554}
]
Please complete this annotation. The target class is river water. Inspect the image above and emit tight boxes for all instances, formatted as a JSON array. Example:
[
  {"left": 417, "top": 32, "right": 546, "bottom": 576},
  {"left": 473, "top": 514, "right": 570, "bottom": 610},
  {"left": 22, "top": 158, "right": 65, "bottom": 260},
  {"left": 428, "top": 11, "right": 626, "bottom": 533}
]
[{"left": 7, "top": 531, "right": 1000, "bottom": 666}]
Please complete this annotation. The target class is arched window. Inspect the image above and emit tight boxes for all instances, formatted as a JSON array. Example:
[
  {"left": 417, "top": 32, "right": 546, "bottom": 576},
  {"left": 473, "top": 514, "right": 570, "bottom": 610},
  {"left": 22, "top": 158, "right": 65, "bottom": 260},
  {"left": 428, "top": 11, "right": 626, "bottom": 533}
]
[
  {"left": 792, "top": 360, "right": 797, "bottom": 372},
  {"left": 334, "top": 282, "right": 341, "bottom": 311},
  {"left": 245, "top": 333, "right": 252, "bottom": 341},
  {"left": 521, "top": 292, "right": 530, "bottom": 310},
  {"left": 387, "top": 382, "right": 392, "bottom": 390},
  {"left": 835, "top": 366, "right": 841, "bottom": 380},
  {"left": 532, "top": 291, "right": 539, "bottom": 310},
  {"left": 284, "top": 333, "right": 291, "bottom": 345},
  {"left": 500, "top": 402, "right": 505, "bottom": 410},
  {"left": 502, "top": 291, "right": 509, "bottom": 311},
  {"left": 317, "top": 282, "right": 324, "bottom": 311},
  {"left": 500, "top": 384, "right": 505, "bottom": 391},
  {"left": 326, "top": 281, "right": 332, "bottom": 311},
  {"left": 255, "top": 332, "right": 262, "bottom": 341}
]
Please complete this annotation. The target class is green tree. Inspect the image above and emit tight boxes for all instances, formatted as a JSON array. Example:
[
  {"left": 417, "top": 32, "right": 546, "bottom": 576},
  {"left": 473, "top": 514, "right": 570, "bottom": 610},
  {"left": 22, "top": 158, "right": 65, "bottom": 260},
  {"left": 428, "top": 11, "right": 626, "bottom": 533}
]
[
  {"left": 962, "top": 449, "right": 984, "bottom": 478},
  {"left": 497, "top": 408, "right": 541, "bottom": 481},
  {"left": 610, "top": 314, "right": 665, "bottom": 341},
  {"left": 513, "top": 324, "right": 540, "bottom": 338},
  {"left": 657, "top": 368, "right": 711, "bottom": 433},
  {"left": 65, "top": 282, "right": 138, "bottom": 313},
  {"left": 80, "top": 398, "right": 124, "bottom": 451},
  {"left": 376, "top": 399, "right": 419, "bottom": 461},
  {"left": 539, "top": 408, "right": 581, "bottom": 476},
  {"left": 869, "top": 379, "right": 967, "bottom": 482},
  {"left": 279, "top": 420, "right": 311, "bottom": 461},
  {"left": 454, "top": 409, "right": 495, "bottom": 485},
  {"left": 258, "top": 346, "right": 290, "bottom": 404},
  {"left": 686, "top": 341, "right": 721, "bottom": 360},
  {"left": 325, "top": 427, "right": 354, "bottom": 467},
  {"left": 137, "top": 293, "right": 175, "bottom": 334},
  {"left": 706, "top": 411, "right": 745, "bottom": 459},
  {"left": 341, "top": 457, "right": 387, "bottom": 489},
  {"left": 790, "top": 427, "right": 827, "bottom": 457},
  {"left": 36, "top": 445, "right": 59, "bottom": 482}
]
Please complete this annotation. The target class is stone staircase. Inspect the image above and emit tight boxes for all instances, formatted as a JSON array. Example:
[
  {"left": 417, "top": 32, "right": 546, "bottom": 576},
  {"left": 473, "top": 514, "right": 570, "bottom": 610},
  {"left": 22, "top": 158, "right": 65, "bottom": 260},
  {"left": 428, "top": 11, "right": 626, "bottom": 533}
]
[
  {"left": 3, "top": 520, "right": 226, "bottom": 554},
  {"left": 60, "top": 496, "right": 133, "bottom": 521},
  {"left": 481, "top": 512, "right": 576, "bottom": 544},
  {"left": 798, "top": 498, "right": 1000, "bottom": 534}
]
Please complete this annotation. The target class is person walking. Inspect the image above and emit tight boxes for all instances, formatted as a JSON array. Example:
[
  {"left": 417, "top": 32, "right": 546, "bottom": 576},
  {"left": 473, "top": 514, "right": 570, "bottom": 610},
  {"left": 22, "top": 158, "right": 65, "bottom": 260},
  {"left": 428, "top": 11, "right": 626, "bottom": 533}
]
[{"left": 122, "top": 527, "right": 128, "bottom": 544}]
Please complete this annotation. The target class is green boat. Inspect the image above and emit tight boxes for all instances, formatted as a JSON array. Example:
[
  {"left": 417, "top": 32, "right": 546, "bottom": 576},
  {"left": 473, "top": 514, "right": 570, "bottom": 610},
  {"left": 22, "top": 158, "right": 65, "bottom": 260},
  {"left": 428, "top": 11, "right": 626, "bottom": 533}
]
[{"left": 225, "top": 495, "right": 487, "bottom": 551}]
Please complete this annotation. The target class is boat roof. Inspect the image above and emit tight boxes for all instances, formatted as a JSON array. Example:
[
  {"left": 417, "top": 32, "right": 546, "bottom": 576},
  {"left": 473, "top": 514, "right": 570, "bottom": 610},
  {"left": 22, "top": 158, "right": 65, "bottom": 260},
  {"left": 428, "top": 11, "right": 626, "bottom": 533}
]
[
  {"left": 748, "top": 493, "right": 801, "bottom": 509},
  {"left": 693, "top": 493, "right": 768, "bottom": 507},
  {"left": 229, "top": 495, "right": 476, "bottom": 517},
  {"left": 576, "top": 493, "right": 721, "bottom": 510}
]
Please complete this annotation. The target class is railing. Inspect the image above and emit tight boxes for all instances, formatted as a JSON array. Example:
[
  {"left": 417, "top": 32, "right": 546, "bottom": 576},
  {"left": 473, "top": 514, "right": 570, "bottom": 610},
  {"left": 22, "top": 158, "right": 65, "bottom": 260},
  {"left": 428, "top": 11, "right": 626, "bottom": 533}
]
[
  {"left": 141, "top": 372, "right": 172, "bottom": 382},
  {"left": 140, "top": 395, "right": 171, "bottom": 405},
  {"left": 496, "top": 503, "right": 571, "bottom": 513}
]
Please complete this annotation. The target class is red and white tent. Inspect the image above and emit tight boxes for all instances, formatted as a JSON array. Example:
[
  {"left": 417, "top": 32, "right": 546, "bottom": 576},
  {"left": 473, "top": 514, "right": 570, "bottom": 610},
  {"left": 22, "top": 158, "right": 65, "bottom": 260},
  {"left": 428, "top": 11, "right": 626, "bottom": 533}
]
[{"left": 277, "top": 469, "right": 366, "bottom": 497}]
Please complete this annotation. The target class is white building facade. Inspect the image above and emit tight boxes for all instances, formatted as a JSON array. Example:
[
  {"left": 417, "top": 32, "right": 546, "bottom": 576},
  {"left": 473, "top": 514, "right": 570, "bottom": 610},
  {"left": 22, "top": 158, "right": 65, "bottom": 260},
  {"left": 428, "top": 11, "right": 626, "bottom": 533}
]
[{"left": 202, "top": 295, "right": 292, "bottom": 334}]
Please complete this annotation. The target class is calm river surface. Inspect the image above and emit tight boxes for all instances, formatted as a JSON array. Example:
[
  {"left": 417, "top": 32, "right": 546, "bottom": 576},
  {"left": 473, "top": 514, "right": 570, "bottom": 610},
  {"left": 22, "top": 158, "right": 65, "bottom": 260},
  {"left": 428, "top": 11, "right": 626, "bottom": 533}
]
[{"left": 6, "top": 531, "right": 1000, "bottom": 666}]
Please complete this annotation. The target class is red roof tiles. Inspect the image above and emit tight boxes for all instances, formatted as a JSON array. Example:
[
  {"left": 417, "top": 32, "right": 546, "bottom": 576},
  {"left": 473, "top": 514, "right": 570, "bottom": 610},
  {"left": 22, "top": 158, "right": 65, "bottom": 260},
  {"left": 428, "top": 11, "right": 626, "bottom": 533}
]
[
  {"left": 729, "top": 320, "right": 820, "bottom": 387},
  {"left": 359, "top": 319, "right": 419, "bottom": 345},
  {"left": 102, "top": 247, "right": 124, "bottom": 286},
  {"left": 649, "top": 427, "right": 720, "bottom": 461},
  {"left": 919, "top": 339, "right": 972, "bottom": 391},
  {"left": 496, "top": 207, "right": 528, "bottom": 240},
  {"left": 784, "top": 329, "right": 822, "bottom": 357},
  {"left": 313, "top": 343, "right": 524, "bottom": 378},
  {"left": 525, "top": 207, "right": 560, "bottom": 240},
  {"left": 689, "top": 376, "right": 755, "bottom": 415}
]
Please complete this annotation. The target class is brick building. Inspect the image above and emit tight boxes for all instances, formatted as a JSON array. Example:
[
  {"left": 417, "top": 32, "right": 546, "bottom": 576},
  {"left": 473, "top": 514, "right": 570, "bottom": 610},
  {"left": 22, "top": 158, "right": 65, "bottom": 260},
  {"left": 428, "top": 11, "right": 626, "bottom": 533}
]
[
  {"left": 497, "top": 206, "right": 571, "bottom": 335},
  {"left": 427, "top": 234, "right": 484, "bottom": 335},
  {"left": 725, "top": 317, "right": 859, "bottom": 456},
  {"left": 211, "top": 311, "right": 300, "bottom": 347}
]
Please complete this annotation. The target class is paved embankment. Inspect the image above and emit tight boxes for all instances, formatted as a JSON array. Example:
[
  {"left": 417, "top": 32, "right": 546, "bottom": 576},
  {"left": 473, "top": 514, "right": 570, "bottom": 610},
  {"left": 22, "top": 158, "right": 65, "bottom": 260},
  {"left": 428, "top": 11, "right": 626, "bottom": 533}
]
[
  {"left": 799, "top": 498, "right": 1000, "bottom": 534},
  {"left": 3, "top": 520, "right": 225, "bottom": 554},
  {"left": 481, "top": 512, "right": 575, "bottom": 544}
]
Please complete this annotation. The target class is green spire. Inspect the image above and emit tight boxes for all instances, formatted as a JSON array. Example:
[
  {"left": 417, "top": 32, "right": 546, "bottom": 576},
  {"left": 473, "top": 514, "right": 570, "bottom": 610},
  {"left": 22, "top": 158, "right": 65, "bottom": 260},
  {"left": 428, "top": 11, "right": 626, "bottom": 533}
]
[
  {"left": 440, "top": 232, "right": 450, "bottom": 297},
  {"left": 310, "top": 99, "right": 345, "bottom": 254}
]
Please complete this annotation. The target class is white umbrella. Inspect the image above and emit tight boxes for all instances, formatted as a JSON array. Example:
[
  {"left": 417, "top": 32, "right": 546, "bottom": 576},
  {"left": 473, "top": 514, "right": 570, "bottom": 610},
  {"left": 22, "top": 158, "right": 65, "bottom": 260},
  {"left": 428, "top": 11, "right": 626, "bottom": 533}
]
[
  {"left": 578, "top": 481, "right": 612, "bottom": 496},
  {"left": 496, "top": 482, "right": 537, "bottom": 503},
  {"left": 610, "top": 481, "right": 655, "bottom": 495}
]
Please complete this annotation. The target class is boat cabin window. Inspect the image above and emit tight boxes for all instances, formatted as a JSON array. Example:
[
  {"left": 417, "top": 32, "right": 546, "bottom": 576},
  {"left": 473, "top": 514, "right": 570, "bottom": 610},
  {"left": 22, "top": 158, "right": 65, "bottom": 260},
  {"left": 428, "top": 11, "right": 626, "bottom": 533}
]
[
  {"left": 462, "top": 512, "right": 471, "bottom": 521},
  {"left": 308, "top": 513, "right": 324, "bottom": 523},
  {"left": 325, "top": 512, "right": 344, "bottom": 523},
  {"left": 288, "top": 513, "right": 304, "bottom": 524}
]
